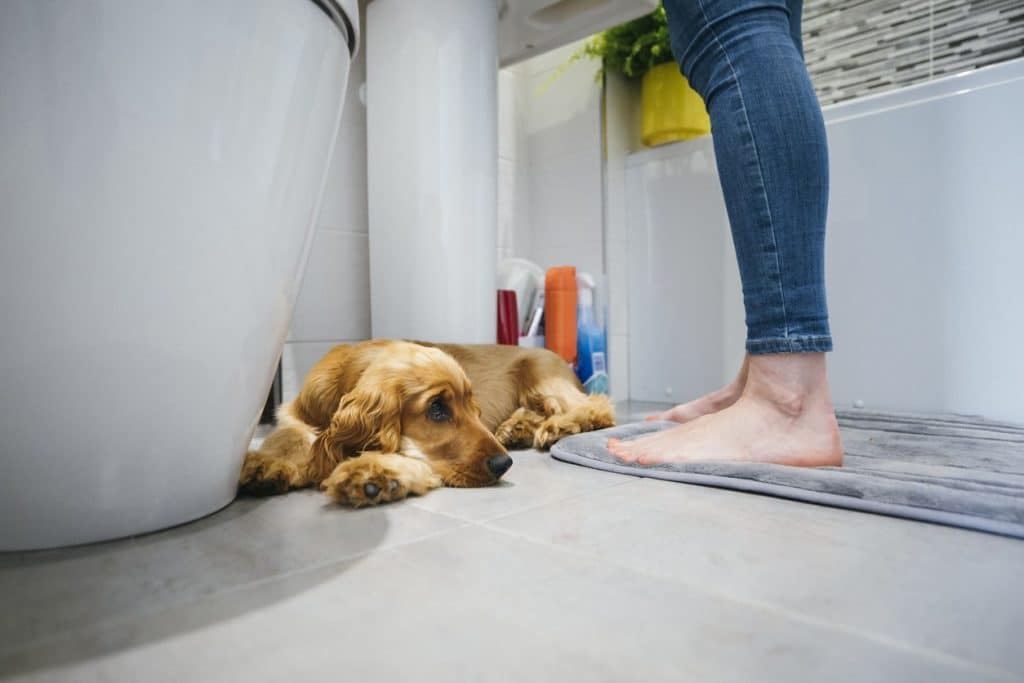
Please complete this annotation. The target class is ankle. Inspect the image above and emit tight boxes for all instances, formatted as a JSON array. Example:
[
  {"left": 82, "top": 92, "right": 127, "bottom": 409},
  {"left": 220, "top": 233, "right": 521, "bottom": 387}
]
[
  {"left": 715, "top": 357, "right": 749, "bottom": 401},
  {"left": 743, "top": 353, "right": 833, "bottom": 418}
]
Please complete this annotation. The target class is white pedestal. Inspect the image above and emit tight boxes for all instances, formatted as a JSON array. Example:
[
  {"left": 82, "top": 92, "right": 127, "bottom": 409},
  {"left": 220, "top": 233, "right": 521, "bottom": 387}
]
[{"left": 367, "top": 0, "right": 499, "bottom": 343}]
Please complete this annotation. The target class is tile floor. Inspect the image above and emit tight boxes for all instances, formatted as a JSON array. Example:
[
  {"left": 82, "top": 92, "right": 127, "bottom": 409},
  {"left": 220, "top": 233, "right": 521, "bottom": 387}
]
[{"left": 1, "top": 403, "right": 1022, "bottom": 682}]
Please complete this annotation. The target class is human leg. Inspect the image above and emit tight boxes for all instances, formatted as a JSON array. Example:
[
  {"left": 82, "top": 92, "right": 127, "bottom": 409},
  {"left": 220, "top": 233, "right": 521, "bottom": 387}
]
[{"left": 612, "top": 0, "right": 841, "bottom": 466}]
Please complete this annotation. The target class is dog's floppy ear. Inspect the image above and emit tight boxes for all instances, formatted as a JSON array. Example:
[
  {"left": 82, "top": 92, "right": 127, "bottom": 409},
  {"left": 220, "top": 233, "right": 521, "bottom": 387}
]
[
  {"left": 328, "top": 377, "right": 404, "bottom": 455},
  {"left": 307, "top": 377, "right": 404, "bottom": 483}
]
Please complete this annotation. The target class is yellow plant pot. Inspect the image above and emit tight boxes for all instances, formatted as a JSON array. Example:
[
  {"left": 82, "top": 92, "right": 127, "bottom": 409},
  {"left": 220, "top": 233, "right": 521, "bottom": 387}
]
[{"left": 641, "top": 61, "right": 711, "bottom": 146}]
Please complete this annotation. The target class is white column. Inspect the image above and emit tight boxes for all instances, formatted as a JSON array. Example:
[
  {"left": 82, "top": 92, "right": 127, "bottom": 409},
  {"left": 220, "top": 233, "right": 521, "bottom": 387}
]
[{"left": 367, "top": 0, "right": 499, "bottom": 343}]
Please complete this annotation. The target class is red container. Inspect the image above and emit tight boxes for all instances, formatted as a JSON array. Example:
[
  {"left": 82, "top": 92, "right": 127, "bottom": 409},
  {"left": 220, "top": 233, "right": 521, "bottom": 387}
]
[{"left": 496, "top": 289, "right": 519, "bottom": 345}]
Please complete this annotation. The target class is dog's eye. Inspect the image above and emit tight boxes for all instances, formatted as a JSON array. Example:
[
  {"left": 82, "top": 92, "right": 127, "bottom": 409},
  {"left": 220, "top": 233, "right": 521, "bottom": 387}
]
[{"left": 426, "top": 398, "right": 451, "bottom": 423}]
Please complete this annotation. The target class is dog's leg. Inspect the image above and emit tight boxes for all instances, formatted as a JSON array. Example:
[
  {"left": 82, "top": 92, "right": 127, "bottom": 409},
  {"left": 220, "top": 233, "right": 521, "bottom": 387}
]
[
  {"left": 495, "top": 407, "right": 545, "bottom": 449},
  {"left": 526, "top": 378, "right": 616, "bottom": 449},
  {"left": 320, "top": 451, "right": 442, "bottom": 507},
  {"left": 239, "top": 422, "right": 317, "bottom": 496}
]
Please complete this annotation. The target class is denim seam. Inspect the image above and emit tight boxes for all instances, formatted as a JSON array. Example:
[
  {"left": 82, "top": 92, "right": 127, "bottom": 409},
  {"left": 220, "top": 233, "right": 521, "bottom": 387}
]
[
  {"left": 695, "top": 0, "right": 790, "bottom": 340},
  {"left": 680, "top": 5, "right": 793, "bottom": 69}
]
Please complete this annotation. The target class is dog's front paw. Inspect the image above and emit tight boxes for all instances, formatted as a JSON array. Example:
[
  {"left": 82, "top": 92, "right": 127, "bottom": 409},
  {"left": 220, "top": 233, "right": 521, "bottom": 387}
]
[
  {"left": 239, "top": 453, "right": 301, "bottom": 496},
  {"left": 320, "top": 452, "right": 442, "bottom": 508},
  {"left": 533, "top": 415, "right": 582, "bottom": 450},
  {"left": 496, "top": 407, "right": 544, "bottom": 449},
  {"left": 533, "top": 395, "right": 616, "bottom": 449}
]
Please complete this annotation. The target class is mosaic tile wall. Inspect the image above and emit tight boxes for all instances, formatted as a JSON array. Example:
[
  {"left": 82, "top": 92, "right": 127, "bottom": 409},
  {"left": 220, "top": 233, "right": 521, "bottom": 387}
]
[{"left": 802, "top": 0, "right": 1024, "bottom": 104}]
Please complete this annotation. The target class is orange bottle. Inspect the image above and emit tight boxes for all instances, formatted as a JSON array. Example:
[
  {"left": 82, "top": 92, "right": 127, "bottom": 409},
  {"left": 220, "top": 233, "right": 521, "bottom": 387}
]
[{"left": 544, "top": 266, "right": 577, "bottom": 365}]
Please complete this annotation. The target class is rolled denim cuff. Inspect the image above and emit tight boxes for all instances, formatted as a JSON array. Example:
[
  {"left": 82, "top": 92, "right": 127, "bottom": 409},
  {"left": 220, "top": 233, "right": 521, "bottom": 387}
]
[{"left": 746, "top": 335, "right": 833, "bottom": 355}]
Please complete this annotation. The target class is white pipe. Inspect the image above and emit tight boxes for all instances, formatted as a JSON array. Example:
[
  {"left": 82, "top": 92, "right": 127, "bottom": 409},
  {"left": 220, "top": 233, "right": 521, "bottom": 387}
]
[{"left": 367, "top": 0, "right": 499, "bottom": 343}]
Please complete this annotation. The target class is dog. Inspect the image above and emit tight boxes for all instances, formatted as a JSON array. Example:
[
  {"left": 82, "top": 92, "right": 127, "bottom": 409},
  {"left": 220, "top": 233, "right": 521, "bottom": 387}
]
[{"left": 239, "top": 339, "right": 616, "bottom": 507}]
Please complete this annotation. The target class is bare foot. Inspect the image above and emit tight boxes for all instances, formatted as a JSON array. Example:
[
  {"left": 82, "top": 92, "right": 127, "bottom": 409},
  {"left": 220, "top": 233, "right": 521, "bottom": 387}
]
[
  {"left": 611, "top": 353, "right": 843, "bottom": 467},
  {"left": 648, "top": 356, "right": 749, "bottom": 423}
]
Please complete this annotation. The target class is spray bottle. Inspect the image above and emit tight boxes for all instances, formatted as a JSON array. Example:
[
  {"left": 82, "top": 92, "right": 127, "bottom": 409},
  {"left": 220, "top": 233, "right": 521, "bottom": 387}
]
[{"left": 575, "top": 273, "right": 608, "bottom": 394}]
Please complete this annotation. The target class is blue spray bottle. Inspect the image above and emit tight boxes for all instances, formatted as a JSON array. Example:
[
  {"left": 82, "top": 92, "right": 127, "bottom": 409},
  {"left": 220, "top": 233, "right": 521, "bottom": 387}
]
[{"left": 575, "top": 273, "right": 608, "bottom": 394}]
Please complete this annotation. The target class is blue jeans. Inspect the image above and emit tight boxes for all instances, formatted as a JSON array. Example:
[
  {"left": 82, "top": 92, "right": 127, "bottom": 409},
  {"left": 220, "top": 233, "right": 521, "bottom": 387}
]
[{"left": 663, "top": 0, "right": 832, "bottom": 354}]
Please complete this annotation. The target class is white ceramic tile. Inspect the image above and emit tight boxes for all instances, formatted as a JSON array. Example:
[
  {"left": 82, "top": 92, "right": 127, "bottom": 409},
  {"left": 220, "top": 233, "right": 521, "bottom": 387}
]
[
  {"left": 524, "top": 242, "right": 569, "bottom": 273},
  {"left": 604, "top": 71, "right": 643, "bottom": 153},
  {"left": 603, "top": 161, "right": 627, "bottom": 246},
  {"left": 527, "top": 149, "right": 602, "bottom": 250},
  {"left": 608, "top": 332, "right": 629, "bottom": 402},
  {"left": 317, "top": 120, "right": 368, "bottom": 233},
  {"left": 616, "top": 399, "right": 673, "bottom": 422},
  {"left": 824, "top": 72, "right": 1024, "bottom": 422},
  {"left": 626, "top": 62, "right": 1024, "bottom": 422},
  {"left": 320, "top": 3, "right": 367, "bottom": 233},
  {"left": 497, "top": 157, "right": 517, "bottom": 251},
  {"left": 487, "top": 479, "right": 1024, "bottom": 676},
  {"left": 603, "top": 71, "right": 635, "bottom": 378},
  {"left": 720, "top": 229, "right": 746, "bottom": 384},
  {"left": 522, "top": 41, "right": 583, "bottom": 76},
  {"left": 498, "top": 67, "right": 519, "bottom": 161},
  {"left": 582, "top": 244, "right": 604, "bottom": 280},
  {"left": 511, "top": 161, "right": 532, "bottom": 257},
  {"left": 288, "top": 230, "right": 370, "bottom": 343},
  {"left": 606, "top": 238, "right": 628, "bottom": 336},
  {"left": 280, "top": 340, "right": 352, "bottom": 401},
  {"left": 524, "top": 57, "right": 601, "bottom": 162},
  {"left": 625, "top": 137, "right": 731, "bottom": 403}
]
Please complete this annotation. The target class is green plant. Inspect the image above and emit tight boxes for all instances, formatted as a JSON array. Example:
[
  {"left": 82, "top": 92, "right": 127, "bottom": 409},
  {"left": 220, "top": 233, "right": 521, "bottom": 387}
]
[{"left": 577, "top": 4, "right": 673, "bottom": 80}]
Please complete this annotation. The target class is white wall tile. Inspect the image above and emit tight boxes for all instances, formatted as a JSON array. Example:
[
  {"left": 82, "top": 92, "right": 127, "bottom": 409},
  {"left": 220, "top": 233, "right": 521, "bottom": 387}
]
[
  {"left": 317, "top": 120, "right": 367, "bottom": 233},
  {"left": 525, "top": 61, "right": 601, "bottom": 163},
  {"left": 528, "top": 149, "right": 602, "bottom": 249},
  {"left": 603, "top": 71, "right": 640, "bottom": 399},
  {"left": 280, "top": 340, "right": 355, "bottom": 403},
  {"left": 499, "top": 68, "right": 519, "bottom": 161},
  {"left": 291, "top": 2, "right": 369, "bottom": 351},
  {"left": 609, "top": 333, "right": 629, "bottom": 403},
  {"left": 720, "top": 229, "right": 746, "bottom": 383},
  {"left": 626, "top": 138, "right": 730, "bottom": 404},
  {"left": 318, "top": 1, "right": 367, "bottom": 233},
  {"left": 624, "top": 64, "right": 1024, "bottom": 422},
  {"left": 519, "top": 42, "right": 603, "bottom": 280},
  {"left": 497, "top": 157, "right": 517, "bottom": 252},
  {"left": 511, "top": 159, "right": 533, "bottom": 259},
  {"left": 288, "top": 230, "right": 370, "bottom": 343},
  {"left": 524, "top": 42, "right": 584, "bottom": 77},
  {"left": 527, "top": 241, "right": 603, "bottom": 282},
  {"left": 606, "top": 238, "right": 629, "bottom": 337}
]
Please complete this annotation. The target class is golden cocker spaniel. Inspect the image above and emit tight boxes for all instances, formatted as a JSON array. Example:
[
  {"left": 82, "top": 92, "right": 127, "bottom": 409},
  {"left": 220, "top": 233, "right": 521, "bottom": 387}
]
[{"left": 240, "top": 340, "right": 615, "bottom": 506}]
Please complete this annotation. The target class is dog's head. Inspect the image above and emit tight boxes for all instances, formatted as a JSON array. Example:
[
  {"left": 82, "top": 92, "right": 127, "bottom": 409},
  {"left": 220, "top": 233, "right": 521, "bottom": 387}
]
[{"left": 320, "top": 343, "right": 511, "bottom": 487}]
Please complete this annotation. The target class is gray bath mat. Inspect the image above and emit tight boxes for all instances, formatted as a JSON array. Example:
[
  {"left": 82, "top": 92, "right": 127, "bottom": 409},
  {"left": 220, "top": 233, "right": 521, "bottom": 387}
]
[{"left": 551, "top": 411, "right": 1024, "bottom": 538}]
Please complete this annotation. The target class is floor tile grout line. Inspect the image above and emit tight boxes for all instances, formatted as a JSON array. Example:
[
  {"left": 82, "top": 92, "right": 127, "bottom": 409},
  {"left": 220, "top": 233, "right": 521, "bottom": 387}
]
[
  {"left": 408, "top": 477, "right": 636, "bottom": 526},
  {"left": 471, "top": 521, "right": 1017, "bottom": 681},
  {"left": 0, "top": 514, "right": 476, "bottom": 661},
  {"left": 479, "top": 478, "right": 637, "bottom": 526}
]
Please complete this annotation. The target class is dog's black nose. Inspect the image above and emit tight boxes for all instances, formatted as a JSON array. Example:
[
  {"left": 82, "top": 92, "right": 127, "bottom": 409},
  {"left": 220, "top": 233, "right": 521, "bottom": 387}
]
[{"left": 486, "top": 453, "right": 513, "bottom": 478}]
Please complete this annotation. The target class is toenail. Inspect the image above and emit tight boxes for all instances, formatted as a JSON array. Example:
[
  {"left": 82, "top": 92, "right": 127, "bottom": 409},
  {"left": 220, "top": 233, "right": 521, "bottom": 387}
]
[
  {"left": 389, "top": 480, "right": 399, "bottom": 494},
  {"left": 364, "top": 483, "right": 380, "bottom": 498}
]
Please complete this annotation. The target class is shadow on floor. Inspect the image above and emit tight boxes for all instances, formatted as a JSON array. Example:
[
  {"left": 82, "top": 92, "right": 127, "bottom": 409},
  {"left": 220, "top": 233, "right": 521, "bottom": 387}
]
[{"left": 0, "top": 491, "right": 391, "bottom": 678}]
